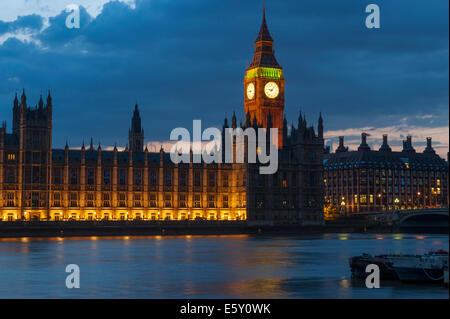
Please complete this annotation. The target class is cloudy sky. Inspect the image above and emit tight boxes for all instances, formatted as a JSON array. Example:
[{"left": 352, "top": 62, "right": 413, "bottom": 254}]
[{"left": 0, "top": 0, "right": 448, "bottom": 157}]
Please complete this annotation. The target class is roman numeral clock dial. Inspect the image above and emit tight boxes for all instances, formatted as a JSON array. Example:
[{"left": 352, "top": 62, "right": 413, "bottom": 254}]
[
  {"left": 247, "top": 83, "right": 255, "bottom": 100},
  {"left": 264, "top": 81, "right": 279, "bottom": 99}
]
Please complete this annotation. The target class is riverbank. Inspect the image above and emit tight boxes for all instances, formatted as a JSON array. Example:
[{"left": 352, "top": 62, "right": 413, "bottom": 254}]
[{"left": 0, "top": 220, "right": 446, "bottom": 238}]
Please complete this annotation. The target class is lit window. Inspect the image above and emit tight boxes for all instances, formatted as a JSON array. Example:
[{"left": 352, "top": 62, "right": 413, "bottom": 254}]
[
  {"left": 179, "top": 194, "right": 186, "bottom": 208},
  {"left": 223, "top": 195, "right": 229, "bottom": 208},
  {"left": 194, "top": 194, "right": 201, "bottom": 208},
  {"left": 164, "top": 194, "right": 172, "bottom": 207},
  {"left": 208, "top": 195, "right": 216, "bottom": 208}
]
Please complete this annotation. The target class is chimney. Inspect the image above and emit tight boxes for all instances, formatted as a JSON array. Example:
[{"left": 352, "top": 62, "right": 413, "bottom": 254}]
[
  {"left": 379, "top": 134, "right": 392, "bottom": 152},
  {"left": 402, "top": 135, "right": 416, "bottom": 153},
  {"left": 423, "top": 137, "right": 435, "bottom": 154},
  {"left": 336, "top": 136, "right": 348, "bottom": 153},
  {"left": 358, "top": 132, "right": 370, "bottom": 151}
]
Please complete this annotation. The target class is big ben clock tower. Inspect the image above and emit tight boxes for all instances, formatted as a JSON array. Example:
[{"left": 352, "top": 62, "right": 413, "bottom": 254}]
[{"left": 244, "top": 8, "right": 285, "bottom": 148}]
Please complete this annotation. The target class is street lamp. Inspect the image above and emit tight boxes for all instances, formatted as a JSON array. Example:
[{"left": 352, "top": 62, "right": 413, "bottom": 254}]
[{"left": 394, "top": 198, "right": 400, "bottom": 210}]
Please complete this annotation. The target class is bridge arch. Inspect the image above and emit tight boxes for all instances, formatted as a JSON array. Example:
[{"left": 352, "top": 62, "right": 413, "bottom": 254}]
[{"left": 398, "top": 211, "right": 449, "bottom": 230}]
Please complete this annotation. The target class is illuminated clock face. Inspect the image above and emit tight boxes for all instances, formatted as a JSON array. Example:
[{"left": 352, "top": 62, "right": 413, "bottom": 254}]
[
  {"left": 246, "top": 83, "right": 255, "bottom": 100},
  {"left": 264, "top": 82, "right": 279, "bottom": 99}
]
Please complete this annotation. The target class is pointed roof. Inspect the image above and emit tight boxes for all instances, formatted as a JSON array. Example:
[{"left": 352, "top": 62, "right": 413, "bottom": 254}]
[
  {"left": 231, "top": 111, "right": 237, "bottom": 128},
  {"left": 247, "top": 8, "right": 281, "bottom": 70},
  {"left": 13, "top": 91, "right": 18, "bottom": 107},
  {"left": 47, "top": 90, "right": 52, "bottom": 106},
  {"left": 255, "top": 8, "right": 273, "bottom": 42},
  {"left": 21, "top": 88, "right": 26, "bottom": 104},
  {"left": 38, "top": 93, "right": 44, "bottom": 108},
  {"left": 131, "top": 103, "right": 142, "bottom": 133}
]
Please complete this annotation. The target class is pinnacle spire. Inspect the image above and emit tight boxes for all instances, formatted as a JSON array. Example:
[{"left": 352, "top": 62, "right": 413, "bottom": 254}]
[
  {"left": 21, "top": 88, "right": 26, "bottom": 104},
  {"left": 38, "top": 92, "right": 44, "bottom": 108},
  {"left": 47, "top": 90, "right": 52, "bottom": 107},
  {"left": 232, "top": 111, "right": 237, "bottom": 128},
  {"left": 129, "top": 101, "right": 144, "bottom": 152},
  {"left": 13, "top": 91, "right": 18, "bottom": 107},
  {"left": 256, "top": 7, "right": 273, "bottom": 42},
  {"left": 247, "top": 7, "right": 280, "bottom": 69}
]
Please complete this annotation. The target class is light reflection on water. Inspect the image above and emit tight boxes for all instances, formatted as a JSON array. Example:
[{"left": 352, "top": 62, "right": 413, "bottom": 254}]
[{"left": 0, "top": 233, "right": 448, "bottom": 299}]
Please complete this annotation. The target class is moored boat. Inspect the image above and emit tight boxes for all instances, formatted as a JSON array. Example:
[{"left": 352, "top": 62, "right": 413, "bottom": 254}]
[
  {"left": 349, "top": 253, "right": 420, "bottom": 280},
  {"left": 392, "top": 250, "right": 448, "bottom": 283}
]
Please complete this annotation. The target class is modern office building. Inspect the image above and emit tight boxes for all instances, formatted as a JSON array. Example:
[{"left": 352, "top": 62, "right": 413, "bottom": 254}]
[{"left": 324, "top": 133, "right": 448, "bottom": 215}]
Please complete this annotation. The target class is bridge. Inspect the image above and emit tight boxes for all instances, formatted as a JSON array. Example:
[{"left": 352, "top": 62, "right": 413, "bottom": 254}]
[
  {"left": 354, "top": 208, "right": 449, "bottom": 231},
  {"left": 396, "top": 208, "right": 448, "bottom": 230}
]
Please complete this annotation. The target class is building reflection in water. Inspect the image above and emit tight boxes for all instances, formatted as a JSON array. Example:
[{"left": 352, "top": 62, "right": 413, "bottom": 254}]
[{"left": 0, "top": 234, "right": 448, "bottom": 298}]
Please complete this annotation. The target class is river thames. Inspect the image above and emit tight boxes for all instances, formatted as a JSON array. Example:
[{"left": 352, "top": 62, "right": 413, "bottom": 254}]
[{"left": 0, "top": 233, "right": 448, "bottom": 299}]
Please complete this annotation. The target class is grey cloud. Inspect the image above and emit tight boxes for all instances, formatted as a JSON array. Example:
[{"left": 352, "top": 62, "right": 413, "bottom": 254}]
[
  {"left": 0, "top": 14, "right": 44, "bottom": 35},
  {"left": 0, "top": 0, "right": 448, "bottom": 151}
]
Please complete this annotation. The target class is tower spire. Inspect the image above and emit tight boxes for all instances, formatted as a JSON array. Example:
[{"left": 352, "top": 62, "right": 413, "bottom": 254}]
[
  {"left": 247, "top": 7, "right": 280, "bottom": 69},
  {"left": 129, "top": 102, "right": 144, "bottom": 152},
  {"left": 38, "top": 92, "right": 44, "bottom": 108},
  {"left": 21, "top": 88, "right": 26, "bottom": 105},
  {"left": 318, "top": 112, "right": 323, "bottom": 138},
  {"left": 256, "top": 6, "right": 273, "bottom": 42},
  {"left": 46, "top": 90, "right": 52, "bottom": 107},
  {"left": 13, "top": 91, "right": 19, "bottom": 107},
  {"left": 244, "top": 7, "right": 284, "bottom": 148}
]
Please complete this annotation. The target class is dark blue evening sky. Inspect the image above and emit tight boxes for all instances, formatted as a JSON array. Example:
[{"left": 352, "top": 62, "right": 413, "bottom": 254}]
[{"left": 0, "top": 0, "right": 448, "bottom": 155}]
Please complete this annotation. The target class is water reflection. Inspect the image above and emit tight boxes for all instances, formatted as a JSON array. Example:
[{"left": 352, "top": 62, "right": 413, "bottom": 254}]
[{"left": 0, "top": 233, "right": 447, "bottom": 299}]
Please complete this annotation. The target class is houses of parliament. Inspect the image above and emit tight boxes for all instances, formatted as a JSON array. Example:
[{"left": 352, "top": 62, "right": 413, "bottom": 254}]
[{"left": 0, "top": 10, "right": 325, "bottom": 225}]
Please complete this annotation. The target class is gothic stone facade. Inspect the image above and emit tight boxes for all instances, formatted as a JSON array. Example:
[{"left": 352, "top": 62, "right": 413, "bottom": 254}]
[{"left": 0, "top": 10, "right": 324, "bottom": 225}]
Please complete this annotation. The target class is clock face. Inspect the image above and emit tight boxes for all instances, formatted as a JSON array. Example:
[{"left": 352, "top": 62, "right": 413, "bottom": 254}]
[
  {"left": 246, "top": 83, "right": 255, "bottom": 100},
  {"left": 264, "top": 82, "right": 279, "bottom": 99}
]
